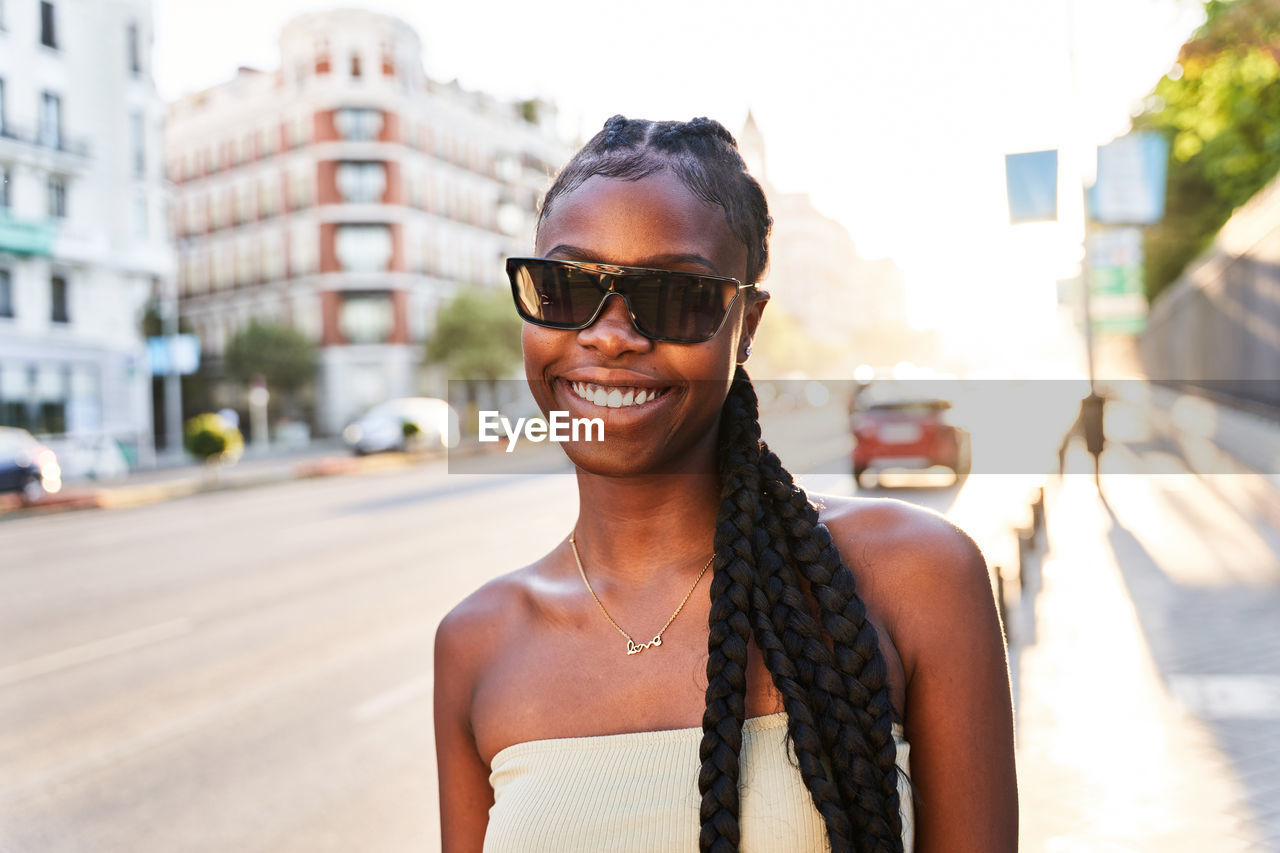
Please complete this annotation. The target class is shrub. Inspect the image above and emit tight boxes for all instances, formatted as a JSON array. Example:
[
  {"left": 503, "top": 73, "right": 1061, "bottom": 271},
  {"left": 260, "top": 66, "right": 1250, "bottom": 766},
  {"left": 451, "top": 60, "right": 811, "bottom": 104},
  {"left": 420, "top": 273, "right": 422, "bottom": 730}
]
[{"left": 184, "top": 413, "right": 244, "bottom": 465}]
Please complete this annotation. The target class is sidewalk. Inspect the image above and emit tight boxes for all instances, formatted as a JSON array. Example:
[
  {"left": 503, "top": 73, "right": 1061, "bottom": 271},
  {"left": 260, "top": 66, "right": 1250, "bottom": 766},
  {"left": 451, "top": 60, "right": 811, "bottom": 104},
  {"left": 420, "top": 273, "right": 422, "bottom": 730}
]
[
  {"left": 0, "top": 441, "right": 444, "bottom": 519},
  {"left": 1011, "top": 396, "right": 1280, "bottom": 851}
]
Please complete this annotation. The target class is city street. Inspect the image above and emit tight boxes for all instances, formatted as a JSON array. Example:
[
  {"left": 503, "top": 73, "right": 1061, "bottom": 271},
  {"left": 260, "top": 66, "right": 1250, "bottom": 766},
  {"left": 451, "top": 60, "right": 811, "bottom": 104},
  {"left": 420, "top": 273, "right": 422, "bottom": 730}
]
[{"left": 0, "top": 388, "right": 1277, "bottom": 852}]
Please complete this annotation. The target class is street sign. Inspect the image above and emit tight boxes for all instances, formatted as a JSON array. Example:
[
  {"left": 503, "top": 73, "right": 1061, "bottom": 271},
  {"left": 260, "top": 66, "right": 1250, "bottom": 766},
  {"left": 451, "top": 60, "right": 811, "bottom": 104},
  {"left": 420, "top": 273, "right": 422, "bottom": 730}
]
[
  {"left": 1005, "top": 150, "right": 1059, "bottom": 224},
  {"left": 147, "top": 334, "right": 201, "bottom": 376},
  {"left": 1087, "top": 227, "right": 1147, "bottom": 333},
  {"left": 1088, "top": 132, "right": 1169, "bottom": 225}
]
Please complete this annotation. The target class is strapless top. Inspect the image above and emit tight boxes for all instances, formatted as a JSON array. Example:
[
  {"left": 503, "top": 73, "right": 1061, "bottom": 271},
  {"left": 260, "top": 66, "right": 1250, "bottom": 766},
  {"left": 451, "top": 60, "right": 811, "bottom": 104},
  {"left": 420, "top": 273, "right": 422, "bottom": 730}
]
[{"left": 485, "top": 711, "right": 913, "bottom": 852}]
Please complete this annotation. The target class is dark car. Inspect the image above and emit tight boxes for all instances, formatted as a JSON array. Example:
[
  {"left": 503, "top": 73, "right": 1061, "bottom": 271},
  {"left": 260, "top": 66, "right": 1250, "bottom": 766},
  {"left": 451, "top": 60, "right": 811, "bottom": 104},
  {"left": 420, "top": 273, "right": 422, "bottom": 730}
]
[
  {"left": 851, "top": 395, "right": 971, "bottom": 487},
  {"left": 0, "top": 427, "right": 62, "bottom": 500}
]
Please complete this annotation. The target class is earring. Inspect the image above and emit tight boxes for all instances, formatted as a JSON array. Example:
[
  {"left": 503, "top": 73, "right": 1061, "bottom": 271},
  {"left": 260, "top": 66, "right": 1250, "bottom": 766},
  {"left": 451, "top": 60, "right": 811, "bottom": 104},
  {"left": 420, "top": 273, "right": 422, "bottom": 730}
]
[{"left": 738, "top": 344, "right": 752, "bottom": 365}]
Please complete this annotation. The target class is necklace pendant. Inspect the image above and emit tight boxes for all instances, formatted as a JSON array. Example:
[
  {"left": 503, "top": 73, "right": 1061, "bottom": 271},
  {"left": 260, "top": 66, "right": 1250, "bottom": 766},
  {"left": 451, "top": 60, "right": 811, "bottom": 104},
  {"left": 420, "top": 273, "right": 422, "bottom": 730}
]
[{"left": 626, "top": 635, "right": 663, "bottom": 655}]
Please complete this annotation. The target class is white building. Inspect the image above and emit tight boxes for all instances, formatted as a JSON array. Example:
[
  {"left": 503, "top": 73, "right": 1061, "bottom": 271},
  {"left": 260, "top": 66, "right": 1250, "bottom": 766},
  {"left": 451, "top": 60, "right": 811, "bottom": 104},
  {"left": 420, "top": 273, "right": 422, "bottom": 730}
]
[
  {"left": 165, "top": 8, "right": 569, "bottom": 436},
  {"left": 0, "top": 0, "right": 170, "bottom": 463},
  {"left": 738, "top": 113, "right": 914, "bottom": 372}
]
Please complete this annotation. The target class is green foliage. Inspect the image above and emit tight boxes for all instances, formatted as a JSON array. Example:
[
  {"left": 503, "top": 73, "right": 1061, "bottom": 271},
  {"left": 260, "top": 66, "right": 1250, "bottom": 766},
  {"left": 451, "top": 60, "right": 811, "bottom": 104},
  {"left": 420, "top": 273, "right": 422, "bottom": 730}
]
[
  {"left": 140, "top": 302, "right": 194, "bottom": 337},
  {"left": 426, "top": 287, "right": 523, "bottom": 384},
  {"left": 519, "top": 98, "right": 543, "bottom": 124},
  {"left": 1134, "top": 0, "right": 1280, "bottom": 300},
  {"left": 183, "top": 413, "right": 243, "bottom": 464},
  {"left": 224, "top": 319, "right": 318, "bottom": 395}
]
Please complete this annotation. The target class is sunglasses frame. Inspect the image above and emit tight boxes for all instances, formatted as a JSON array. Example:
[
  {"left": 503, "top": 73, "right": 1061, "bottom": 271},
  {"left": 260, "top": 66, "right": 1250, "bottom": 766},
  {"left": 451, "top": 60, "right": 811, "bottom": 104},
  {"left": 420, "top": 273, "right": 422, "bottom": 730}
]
[{"left": 506, "top": 256, "right": 756, "bottom": 344}]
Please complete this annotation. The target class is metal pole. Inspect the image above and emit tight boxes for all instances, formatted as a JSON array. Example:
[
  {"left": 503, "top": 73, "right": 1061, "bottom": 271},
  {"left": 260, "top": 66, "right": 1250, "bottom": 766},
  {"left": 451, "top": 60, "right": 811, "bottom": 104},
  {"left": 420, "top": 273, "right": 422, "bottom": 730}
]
[
  {"left": 163, "top": 277, "right": 183, "bottom": 458},
  {"left": 1064, "top": 0, "right": 1097, "bottom": 396},
  {"left": 1081, "top": 197, "right": 1097, "bottom": 395}
]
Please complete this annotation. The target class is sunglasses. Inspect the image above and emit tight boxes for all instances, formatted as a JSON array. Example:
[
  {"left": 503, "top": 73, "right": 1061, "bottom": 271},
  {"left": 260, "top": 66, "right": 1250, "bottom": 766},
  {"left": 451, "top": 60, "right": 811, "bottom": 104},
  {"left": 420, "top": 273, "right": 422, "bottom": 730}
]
[{"left": 506, "top": 257, "right": 755, "bottom": 344}]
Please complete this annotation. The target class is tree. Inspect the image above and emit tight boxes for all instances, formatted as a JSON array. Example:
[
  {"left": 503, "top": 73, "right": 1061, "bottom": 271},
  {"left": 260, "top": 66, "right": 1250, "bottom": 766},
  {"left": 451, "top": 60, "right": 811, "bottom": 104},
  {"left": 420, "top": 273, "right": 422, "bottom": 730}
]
[
  {"left": 1134, "top": 0, "right": 1280, "bottom": 300},
  {"left": 426, "top": 287, "right": 524, "bottom": 397},
  {"left": 223, "top": 319, "right": 318, "bottom": 417}
]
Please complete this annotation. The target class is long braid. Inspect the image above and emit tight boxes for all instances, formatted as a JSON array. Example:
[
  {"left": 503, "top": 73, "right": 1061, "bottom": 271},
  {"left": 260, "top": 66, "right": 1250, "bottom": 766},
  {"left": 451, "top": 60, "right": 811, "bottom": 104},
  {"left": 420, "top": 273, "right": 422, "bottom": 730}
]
[
  {"left": 540, "top": 116, "right": 905, "bottom": 852},
  {"left": 723, "top": 376, "right": 858, "bottom": 852},
  {"left": 759, "top": 442, "right": 904, "bottom": 849},
  {"left": 698, "top": 364, "right": 760, "bottom": 852}
]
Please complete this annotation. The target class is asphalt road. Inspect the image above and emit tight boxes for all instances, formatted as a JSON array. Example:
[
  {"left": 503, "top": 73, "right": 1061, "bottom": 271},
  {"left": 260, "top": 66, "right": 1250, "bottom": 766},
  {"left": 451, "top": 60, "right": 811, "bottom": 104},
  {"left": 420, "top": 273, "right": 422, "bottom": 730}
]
[{"left": 0, "top": 413, "right": 1041, "bottom": 852}]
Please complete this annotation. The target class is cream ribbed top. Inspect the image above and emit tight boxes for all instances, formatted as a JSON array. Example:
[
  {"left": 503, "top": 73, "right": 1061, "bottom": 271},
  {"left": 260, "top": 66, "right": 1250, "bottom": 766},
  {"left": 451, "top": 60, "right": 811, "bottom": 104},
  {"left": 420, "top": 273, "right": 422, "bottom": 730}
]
[{"left": 485, "top": 712, "right": 913, "bottom": 852}]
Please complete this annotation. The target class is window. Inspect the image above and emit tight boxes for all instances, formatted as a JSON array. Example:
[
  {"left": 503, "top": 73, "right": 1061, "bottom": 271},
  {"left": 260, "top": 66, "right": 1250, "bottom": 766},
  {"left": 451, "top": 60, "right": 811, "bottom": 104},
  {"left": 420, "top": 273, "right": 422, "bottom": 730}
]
[
  {"left": 39, "top": 92, "right": 61, "bottom": 149},
  {"left": 130, "top": 111, "right": 145, "bottom": 177},
  {"left": 350, "top": 53, "right": 362, "bottom": 79},
  {"left": 0, "top": 270, "right": 13, "bottom": 318},
  {"left": 50, "top": 275, "right": 68, "bottom": 323},
  {"left": 288, "top": 168, "right": 312, "bottom": 209},
  {"left": 0, "top": 78, "right": 7, "bottom": 137},
  {"left": 333, "top": 224, "right": 392, "bottom": 272},
  {"left": 40, "top": 1, "right": 56, "bottom": 49},
  {"left": 126, "top": 21, "right": 141, "bottom": 74},
  {"left": 133, "top": 192, "right": 147, "bottom": 237},
  {"left": 47, "top": 175, "right": 66, "bottom": 217},
  {"left": 234, "top": 183, "right": 252, "bottom": 223},
  {"left": 338, "top": 292, "right": 393, "bottom": 344},
  {"left": 1, "top": 165, "right": 10, "bottom": 209},
  {"left": 259, "top": 178, "right": 280, "bottom": 217},
  {"left": 333, "top": 108, "right": 382, "bottom": 141},
  {"left": 335, "top": 162, "right": 385, "bottom": 203}
]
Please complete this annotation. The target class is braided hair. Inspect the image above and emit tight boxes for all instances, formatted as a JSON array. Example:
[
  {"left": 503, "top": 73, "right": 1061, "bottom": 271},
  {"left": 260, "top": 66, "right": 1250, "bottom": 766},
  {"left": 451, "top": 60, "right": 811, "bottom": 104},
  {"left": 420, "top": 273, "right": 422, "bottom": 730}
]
[{"left": 541, "top": 116, "right": 906, "bottom": 853}]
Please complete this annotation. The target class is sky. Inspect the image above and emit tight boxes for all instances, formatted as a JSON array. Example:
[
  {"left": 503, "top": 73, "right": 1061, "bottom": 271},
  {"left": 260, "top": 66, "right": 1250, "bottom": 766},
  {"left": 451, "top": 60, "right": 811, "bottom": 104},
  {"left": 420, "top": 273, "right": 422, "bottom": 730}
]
[{"left": 153, "top": 0, "right": 1207, "bottom": 365}]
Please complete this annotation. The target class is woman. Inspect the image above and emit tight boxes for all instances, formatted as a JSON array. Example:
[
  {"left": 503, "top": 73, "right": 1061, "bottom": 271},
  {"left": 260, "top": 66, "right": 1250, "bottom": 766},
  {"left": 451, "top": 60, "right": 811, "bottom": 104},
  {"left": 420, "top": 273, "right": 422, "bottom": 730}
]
[{"left": 434, "top": 116, "right": 1017, "bottom": 853}]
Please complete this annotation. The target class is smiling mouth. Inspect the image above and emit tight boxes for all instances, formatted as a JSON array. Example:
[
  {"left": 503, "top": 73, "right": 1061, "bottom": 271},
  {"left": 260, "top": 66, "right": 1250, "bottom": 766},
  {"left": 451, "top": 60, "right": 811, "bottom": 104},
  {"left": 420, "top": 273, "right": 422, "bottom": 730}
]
[{"left": 568, "top": 381, "right": 672, "bottom": 409}]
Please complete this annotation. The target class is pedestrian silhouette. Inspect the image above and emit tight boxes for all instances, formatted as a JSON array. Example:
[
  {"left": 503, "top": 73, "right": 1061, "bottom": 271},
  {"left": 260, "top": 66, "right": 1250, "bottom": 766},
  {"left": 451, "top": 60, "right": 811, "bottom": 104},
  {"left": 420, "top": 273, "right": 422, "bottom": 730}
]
[{"left": 1058, "top": 391, "right": 1107, "bottom": 491}]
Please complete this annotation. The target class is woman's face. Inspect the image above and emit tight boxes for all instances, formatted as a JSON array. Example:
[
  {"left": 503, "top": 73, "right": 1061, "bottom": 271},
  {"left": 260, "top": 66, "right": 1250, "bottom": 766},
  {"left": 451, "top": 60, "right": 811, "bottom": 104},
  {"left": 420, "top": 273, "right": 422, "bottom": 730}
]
[{"left": 525, "top": 169, "right": 766, "bottom": 477}]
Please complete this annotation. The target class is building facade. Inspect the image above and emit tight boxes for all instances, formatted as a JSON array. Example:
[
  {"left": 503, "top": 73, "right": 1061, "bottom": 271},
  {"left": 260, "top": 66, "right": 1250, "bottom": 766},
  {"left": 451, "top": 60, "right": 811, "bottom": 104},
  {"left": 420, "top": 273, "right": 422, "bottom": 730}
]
[
  {"left": 165, "top": 8, "right": 569, "bottom": 436},
  {"left": 736, "top": 113, "right": 914, "bottom": 374},
  {"left": 0, "top": 0, "right": 170, "bottom": 463}
]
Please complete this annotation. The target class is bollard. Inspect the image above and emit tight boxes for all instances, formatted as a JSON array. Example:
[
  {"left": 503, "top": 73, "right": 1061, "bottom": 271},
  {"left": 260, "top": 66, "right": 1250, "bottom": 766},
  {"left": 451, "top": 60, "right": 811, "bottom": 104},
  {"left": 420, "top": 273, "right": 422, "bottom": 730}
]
[{"left": 994, "top": 568, "right": 1008, "bottom": 642}]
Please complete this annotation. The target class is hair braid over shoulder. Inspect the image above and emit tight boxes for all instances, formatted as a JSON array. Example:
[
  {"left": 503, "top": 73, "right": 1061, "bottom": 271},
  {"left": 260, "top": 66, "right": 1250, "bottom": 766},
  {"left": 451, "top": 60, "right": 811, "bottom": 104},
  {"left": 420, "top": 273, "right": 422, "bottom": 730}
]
[{"left": 709, "top": 369, "right": 906, "bottom": 853}]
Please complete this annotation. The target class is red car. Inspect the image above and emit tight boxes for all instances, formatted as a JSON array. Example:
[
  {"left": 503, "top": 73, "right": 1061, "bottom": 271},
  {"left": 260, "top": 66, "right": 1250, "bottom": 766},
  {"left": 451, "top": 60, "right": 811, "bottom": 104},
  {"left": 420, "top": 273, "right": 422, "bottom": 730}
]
[{"left": 851, "top": 395, "right": 971, "bottom": 487}]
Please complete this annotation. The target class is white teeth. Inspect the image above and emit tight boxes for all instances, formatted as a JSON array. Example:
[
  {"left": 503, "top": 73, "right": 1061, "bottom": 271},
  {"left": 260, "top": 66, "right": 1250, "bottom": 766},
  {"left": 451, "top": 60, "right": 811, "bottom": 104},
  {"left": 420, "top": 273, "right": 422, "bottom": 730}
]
[{"left": 569, "top": 382, "right": 664, "bottom": 408}]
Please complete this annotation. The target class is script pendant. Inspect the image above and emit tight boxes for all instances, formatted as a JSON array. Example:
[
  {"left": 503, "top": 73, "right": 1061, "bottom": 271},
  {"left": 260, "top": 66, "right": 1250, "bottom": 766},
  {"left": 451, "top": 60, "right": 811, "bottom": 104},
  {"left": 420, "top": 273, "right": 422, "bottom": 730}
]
[{"left": 626, "top": 636, "right": 663, "bottom": 655}]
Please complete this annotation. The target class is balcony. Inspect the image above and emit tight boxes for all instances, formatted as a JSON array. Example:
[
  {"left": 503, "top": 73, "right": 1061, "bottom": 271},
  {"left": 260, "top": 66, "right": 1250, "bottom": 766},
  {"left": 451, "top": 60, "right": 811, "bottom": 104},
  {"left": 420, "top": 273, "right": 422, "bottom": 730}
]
[
  {"left": 0, "top": 123, "right": 92, "bottom": 162},
  {"left": 0, "top": 211, "right": 57, "bottom": 257}
]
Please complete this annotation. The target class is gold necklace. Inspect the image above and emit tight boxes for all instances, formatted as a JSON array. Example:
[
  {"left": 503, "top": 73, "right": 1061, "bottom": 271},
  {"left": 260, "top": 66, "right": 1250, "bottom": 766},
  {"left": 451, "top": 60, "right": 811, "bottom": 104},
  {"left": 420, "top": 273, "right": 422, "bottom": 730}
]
[{"left": 569, "top": 530, "right": 714, "bottom": 656}]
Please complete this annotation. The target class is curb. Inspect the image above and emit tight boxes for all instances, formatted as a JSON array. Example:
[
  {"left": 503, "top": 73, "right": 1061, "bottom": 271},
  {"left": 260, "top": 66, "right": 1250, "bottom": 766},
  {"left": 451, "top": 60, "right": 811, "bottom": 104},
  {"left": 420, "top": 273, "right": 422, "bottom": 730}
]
[
  {"left": 0, "top": 448, "right": 436, "bottom": 521},
  {"left": 0, "top": 436, "right": 517, "bottom": 521}
]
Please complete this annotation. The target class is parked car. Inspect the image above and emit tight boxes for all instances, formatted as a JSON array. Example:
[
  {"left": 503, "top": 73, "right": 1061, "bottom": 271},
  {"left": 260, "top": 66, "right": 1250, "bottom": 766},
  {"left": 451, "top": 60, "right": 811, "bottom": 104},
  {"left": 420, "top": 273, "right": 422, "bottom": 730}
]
[
  {"left": 342, "top": 397, "right": 459, "bottom": 455},
  {"left": 0, "top": 427, "right": 62, "bottom": 499},
  {"left": 851, "top": 391, "right": 971, "bottom": 487},
  {"left": 44, "top": 435, "right": 130, "bottom": 482}
]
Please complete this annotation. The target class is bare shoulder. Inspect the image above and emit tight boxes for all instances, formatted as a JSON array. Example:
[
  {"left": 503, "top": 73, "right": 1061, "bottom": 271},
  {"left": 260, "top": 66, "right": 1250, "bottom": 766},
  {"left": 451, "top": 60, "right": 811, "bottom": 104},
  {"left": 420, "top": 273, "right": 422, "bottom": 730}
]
[
  {"left": 435, "top": 565, "right": 541, "bottom": 687},
  {"left": 815, "top": 493, "right": 1017, "bottom": 850},
  {"left": 433, "top": 562, "right": 549, "bottom": 852},
  {"left": 812, "top": 494, "right": 996, "bottom": 673}
]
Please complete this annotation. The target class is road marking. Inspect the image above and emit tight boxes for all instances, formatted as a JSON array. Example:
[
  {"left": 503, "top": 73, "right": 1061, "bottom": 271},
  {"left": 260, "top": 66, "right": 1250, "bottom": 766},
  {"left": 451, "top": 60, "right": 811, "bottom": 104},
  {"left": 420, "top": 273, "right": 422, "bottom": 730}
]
[
  {"left": 1168, "top": 675, "right": 1280, "bottom": 719},
  {"left": 0, "top": 618, "right": 192, "bottom": 688},
  {"left": 352, "top": 672, "right": 434, "bottom": 722}
]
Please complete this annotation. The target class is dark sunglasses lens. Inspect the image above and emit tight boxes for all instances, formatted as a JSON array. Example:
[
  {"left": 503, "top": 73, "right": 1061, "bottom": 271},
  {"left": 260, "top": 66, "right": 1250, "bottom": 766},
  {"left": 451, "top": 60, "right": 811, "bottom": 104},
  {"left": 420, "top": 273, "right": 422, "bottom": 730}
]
[
  {"left": 510, "top": 261, "right": 603, "bottom": 327},
  {"left": 625, "top": 274, "right": 736, "bottom": 342}
]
